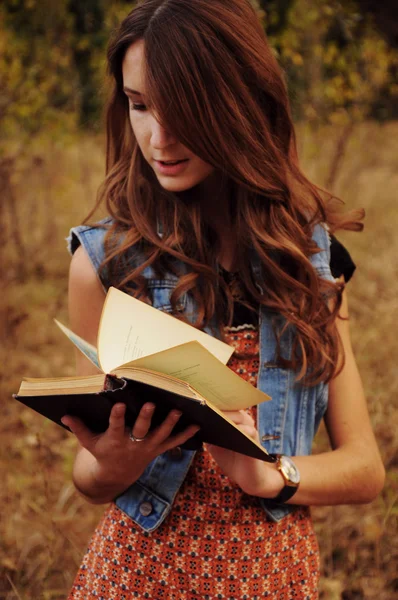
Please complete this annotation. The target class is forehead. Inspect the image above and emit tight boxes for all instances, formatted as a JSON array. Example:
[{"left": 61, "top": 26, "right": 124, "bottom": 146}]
[{"left": 122, "top": 39, "right": 145, "bottom": 88}]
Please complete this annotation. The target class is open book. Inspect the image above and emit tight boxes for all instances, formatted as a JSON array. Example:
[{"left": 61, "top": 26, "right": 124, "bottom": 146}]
[{"left": 14, "top": 287, "right": 274, "bottom": 461}]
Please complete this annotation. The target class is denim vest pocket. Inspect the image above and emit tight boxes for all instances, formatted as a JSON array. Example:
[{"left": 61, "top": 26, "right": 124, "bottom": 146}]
[
  {"left": 258, "top": 498, "right": 292, "bottom": 522},
  {"left": 115, "top": 480, "right": 174, "bottom": 532},
  {"left": 115, "top": 450, "right": 196, "bottom": 532}
]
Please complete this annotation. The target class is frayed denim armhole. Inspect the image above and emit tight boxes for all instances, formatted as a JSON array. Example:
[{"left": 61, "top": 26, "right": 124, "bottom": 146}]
[
  {"left": 310, "top": 223, "right": 335, "bottom": 285},
  {"left": 66, "top": 220, "right": 112, "bottom": 293},
  {"left": 66, "top": 230, "right": 83, "bottom": 257}
]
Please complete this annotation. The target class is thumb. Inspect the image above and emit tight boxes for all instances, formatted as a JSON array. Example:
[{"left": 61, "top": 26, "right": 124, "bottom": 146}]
[{"left": 61, "top": 415, "right": 96, "bottom": 451}]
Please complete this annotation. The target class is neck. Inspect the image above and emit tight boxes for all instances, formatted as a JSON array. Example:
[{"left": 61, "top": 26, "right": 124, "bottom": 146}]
[
  {"left": 198, "top": 172, "right": 232, "bottom": 230},
  {"left": 198, "top": 173, "right": 237, "bottom": 270}
]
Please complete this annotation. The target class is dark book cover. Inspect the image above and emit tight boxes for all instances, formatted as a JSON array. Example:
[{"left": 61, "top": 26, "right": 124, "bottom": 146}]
[{"left": 14, "top": 375, "right": 274, "bottom": 461}]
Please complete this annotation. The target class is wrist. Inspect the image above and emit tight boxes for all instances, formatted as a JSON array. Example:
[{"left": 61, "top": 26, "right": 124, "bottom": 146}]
[
  {"left": 255, "top": 462, "right": 286, "bottom": 499},
  {"left": 90, "top": 459, "right": 132, "bottom": 491},
  {"left": 269, "top": 465, "right": 287, "bottom": 499},
  {"left": 269, "top": 454, "right": 301, "bottom": 503},
  {"left": 73, "top": 452, "right": 132, "bottom": 503}
]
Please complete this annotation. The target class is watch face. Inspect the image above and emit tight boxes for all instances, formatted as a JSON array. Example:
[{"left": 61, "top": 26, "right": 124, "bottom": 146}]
[{"left": 280, "top": 456, "right": 300, "bottom": 484}]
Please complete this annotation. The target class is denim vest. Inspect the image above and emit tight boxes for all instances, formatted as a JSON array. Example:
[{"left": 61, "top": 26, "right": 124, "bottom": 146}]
[{"left": 68, "top": 219, "right": 334, "bottom": 531}]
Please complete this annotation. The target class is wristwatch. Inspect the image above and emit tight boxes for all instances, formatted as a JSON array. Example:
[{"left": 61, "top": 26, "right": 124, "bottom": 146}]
[{"left": 269, "top": 454, "right": 300, "bottom": 503}]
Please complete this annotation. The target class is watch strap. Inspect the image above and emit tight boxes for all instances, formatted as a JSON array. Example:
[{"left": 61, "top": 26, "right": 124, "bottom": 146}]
[
  {"left": 269, "top": 453, "right": 300, "bottom": 504},
  {"left": 272, "top": 484, "right": 299, "bottom": 503}
]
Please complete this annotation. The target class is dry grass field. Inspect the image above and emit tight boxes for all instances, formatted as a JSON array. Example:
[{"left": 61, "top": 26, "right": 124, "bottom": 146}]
[{"left": 0, "top": 122, "right": 397, "bottom": 599}]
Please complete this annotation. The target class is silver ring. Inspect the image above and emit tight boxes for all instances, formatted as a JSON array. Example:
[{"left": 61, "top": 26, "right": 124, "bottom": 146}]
[{"left": 129, "top": 431, "right": 147, "bottom": 442}]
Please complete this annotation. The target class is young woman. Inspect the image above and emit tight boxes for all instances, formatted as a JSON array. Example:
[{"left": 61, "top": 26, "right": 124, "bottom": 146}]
[{"left": 63, "top": 0, "right": 385, "bottom": 597}]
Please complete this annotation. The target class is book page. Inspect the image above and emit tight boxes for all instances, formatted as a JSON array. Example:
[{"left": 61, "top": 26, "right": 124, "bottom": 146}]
[
  {"left": 117, "top": 341, "right": 270, "bottom": 411},
  {"left": 54, "top": 320, "right": 101, "bottom": 370},
  {"left": 18, "top": 374, "right": 106, "bottom": 396},
  {"left": 112, "top": 367, "right": 203, "bottom": 401},
  {"left": 97, "top": 287, "right": 234, "bottom": 373}
]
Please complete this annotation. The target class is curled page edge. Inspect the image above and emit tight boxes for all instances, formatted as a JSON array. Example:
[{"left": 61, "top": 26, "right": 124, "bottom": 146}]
[{"left": 54, "top": 319, "right": 101, "bottom": 370}]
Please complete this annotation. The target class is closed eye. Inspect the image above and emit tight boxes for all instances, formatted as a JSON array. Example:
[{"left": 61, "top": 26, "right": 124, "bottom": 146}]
[{"left": 129, "top": 102, "right": 147, "bottom": 112}]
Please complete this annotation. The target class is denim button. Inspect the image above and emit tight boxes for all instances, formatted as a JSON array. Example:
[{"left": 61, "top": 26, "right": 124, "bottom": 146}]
[
  {"left": 168, "top": 446, "right": 183, "bottom": 461},
  {"left": 139, "top": 501, "right": 153, "bottom": 517}
]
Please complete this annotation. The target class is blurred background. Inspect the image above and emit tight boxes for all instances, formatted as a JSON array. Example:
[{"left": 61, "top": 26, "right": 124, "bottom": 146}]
[{"left": 0, "top": 0, "right": 397, "bottom": 598}]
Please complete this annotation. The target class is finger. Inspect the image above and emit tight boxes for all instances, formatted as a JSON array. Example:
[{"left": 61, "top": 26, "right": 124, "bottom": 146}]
[
  {"left": 224, "top": 410, "right": 255, "bottom": 427},
  {"left": 223, "top": 410, "right": 247, "bottom": 425},
  {"left": 107, "top": 403, "right": 128, "bottom": 440},
  {"left": 61, "top": 415, "right": 97, "bottom": 450},
  {"left": 148, "top": 409, "right": 183, "bottom": 445},
  {"left": 130, "top": 402, "right": 155, "bottom": 439},
  {"left": 161, "top": 424, "right": 201, "bottom": 453},
  {"left": 237, "top": 424, "right": 259, "bottom": 440}
]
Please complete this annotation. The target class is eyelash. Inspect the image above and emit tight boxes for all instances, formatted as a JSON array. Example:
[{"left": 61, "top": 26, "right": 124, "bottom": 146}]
[{"left": 129, "top": 102, "right": 147, "bottom": 112}]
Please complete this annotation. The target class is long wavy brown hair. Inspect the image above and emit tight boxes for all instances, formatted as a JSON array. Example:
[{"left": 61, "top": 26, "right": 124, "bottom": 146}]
[{"left": 92, "top": 0, "right": 363, "bottom": 385}]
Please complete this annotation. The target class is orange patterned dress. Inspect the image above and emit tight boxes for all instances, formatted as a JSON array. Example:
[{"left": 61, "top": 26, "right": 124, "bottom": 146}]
[{"left": 68, "top": 327, "right": 320, "bottom": 599}]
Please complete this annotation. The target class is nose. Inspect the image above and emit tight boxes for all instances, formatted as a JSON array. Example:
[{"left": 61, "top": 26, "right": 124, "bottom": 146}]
[{"left": 150, "top": 115, "right": 177, "bottom": 149}]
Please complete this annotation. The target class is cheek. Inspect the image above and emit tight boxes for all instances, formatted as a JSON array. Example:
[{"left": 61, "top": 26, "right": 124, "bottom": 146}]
[{"left": 129, "top": 117, "right": 148, "bottom": 153}]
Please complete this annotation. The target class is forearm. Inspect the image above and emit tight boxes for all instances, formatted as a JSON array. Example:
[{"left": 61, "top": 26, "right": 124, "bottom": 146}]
[
  {"left": 260, "top": 442, "right": 385, "bottom": 506},
  {"left": 72, "top": 447, "right": 135, "bottom": 505},
  {"left": 269, "top": 294, "right": 385, "bottom": 506},
  {"left": 289, "top": 445, "right": 385, "bottom": 506}
]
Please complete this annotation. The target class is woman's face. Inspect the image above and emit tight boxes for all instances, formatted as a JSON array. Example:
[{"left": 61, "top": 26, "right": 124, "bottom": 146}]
[{"left": 122, "top": 40, "right": 215, "bottom": 193}]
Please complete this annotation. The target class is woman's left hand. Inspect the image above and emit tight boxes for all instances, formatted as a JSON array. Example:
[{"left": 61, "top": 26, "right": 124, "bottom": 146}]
[{"left": 206, "top": 410, "right": 283, "bottom": 498}]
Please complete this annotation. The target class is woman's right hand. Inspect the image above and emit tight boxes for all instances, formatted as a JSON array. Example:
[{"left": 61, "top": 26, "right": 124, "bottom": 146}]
[{"left": 61, "top": 402, "right": 199, "bottom": 503}]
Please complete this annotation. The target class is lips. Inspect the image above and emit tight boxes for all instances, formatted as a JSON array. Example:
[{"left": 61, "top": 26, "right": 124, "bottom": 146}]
[
  {"left": 154, "top": 158, "right": 190, "bottom": 176},
  {"left": 157, "top": 159, "right": 187, "bottom": 165}
]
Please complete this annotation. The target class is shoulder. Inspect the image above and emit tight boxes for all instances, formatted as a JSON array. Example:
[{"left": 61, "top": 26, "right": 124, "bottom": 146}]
[
  {"left": 69, "top": 245, "right": 106, "bottom": 307},
  {"left": 67, "top": 217, "right": 115, "bottom": 291},
  {"left": 69, "top": 244, "right": 101, "bottom": 288},
  {"left": 68, "top": 245, "right": 106, "bottom": 349}
]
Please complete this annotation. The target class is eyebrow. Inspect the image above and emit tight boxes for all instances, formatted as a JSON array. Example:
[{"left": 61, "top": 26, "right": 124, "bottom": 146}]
[{"left": 123, "top": 87, "right": 144, "bottom": 96}]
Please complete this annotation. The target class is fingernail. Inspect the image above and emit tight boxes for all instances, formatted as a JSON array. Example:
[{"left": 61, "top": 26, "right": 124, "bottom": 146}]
[
  {"left": 61, "top": 417, "right": 70, "bottom": 428},
  {"left": 144, "top": 403, "right": 155, "bottom": 412},
  {"left": 115, "top": 404, "right": 125, "bottom": 415},
  {"left": 173, "top": 410, "right": 182, "bottom": 418}
]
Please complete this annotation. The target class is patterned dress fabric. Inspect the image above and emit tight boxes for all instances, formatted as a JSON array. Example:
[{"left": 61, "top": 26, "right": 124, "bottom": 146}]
[{"left": 68, "top": 328, "right": 320, "bottom": 599}]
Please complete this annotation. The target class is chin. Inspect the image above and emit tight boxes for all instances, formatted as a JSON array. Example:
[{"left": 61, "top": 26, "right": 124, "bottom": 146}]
[{"left": 156, "top": 176, "right": 202, "bottom": 193}]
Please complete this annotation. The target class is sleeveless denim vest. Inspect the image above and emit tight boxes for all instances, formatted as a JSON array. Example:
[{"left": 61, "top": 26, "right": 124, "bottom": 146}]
[{"left": 67, "top": 219, "right": 334, "bottom": 531}]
